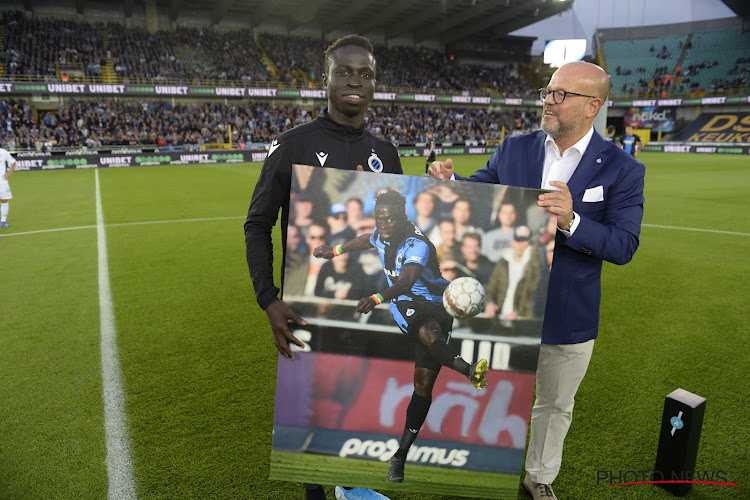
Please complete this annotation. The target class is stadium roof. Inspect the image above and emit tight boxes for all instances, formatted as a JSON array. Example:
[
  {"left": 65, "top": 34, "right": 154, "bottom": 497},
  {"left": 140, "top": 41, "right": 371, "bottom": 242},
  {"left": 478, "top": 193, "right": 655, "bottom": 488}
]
[
  {"left": 721, "top": 0, "right": 750, "bottom": 19},
  {"left": 19, "top": 0, "right": 574, "bottom": 46}
]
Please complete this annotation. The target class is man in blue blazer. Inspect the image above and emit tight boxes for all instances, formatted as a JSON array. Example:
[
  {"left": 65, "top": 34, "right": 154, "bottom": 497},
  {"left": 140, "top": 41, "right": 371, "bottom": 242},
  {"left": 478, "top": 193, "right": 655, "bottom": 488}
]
[{"left": 430, "top": 61, "right": 645, "bottom": 500}]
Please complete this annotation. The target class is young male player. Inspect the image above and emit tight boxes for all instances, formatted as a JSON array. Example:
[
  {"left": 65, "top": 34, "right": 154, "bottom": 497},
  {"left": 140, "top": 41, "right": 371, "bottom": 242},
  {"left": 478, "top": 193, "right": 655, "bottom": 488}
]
[
  {"left": 245, "top": 34, "right": 401, "bottom": 500},
  {"left": 424, "top": 134, "right": 436, "bottom": 174},
  {"left": 622, "top": 125, "right": 642, "bottom": 157},
  {"left": 0, "top": 146, "right": 17, "bottom": 228},
  {"left": 315, "top": 189, "right": 488, "bottom": 484},
  {"left": 603, "top": 125, "right": 620, "bottom": 147}
]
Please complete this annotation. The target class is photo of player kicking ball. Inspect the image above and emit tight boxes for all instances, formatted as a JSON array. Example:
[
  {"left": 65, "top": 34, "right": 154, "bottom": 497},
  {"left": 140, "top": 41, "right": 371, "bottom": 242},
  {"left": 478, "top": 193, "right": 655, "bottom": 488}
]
[{"left": 314, "top": 189, "right": 489, "bottom": 484}]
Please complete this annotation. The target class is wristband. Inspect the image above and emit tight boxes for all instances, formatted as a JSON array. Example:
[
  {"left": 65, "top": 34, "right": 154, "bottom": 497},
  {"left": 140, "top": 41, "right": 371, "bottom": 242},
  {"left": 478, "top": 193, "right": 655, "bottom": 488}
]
[
  {"left": 370, "top": 293, "right": 384, "bottom": 305},
  {"left": 332, "top": 244, "right": 344, "bottom": 256}
]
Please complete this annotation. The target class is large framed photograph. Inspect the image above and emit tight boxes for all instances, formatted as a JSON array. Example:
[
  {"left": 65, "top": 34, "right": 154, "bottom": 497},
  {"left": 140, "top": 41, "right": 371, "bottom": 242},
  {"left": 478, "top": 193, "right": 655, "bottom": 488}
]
[{"left": 270, "top": 165, "right": 553, "bottom": 498}]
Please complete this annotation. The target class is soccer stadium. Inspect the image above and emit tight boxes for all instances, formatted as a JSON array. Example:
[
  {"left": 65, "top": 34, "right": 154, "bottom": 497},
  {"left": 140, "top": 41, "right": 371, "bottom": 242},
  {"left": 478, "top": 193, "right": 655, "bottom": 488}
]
[{"left": 0, "top": 0, "right": 748, "bottom": 499}]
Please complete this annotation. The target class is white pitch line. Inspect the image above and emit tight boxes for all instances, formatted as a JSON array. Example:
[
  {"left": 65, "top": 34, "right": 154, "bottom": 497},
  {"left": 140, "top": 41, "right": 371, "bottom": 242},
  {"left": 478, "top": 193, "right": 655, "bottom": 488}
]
[
  {"left": 1, "top": 218, "right": 747, "bottom": 239},
  {"left": 642, "top": 223, "right": 750, "bottom": 237},
  {"left": 96, "top": 169, "right": 137, "bottom": 499},
  {"left": 0, "top": 224, "right": 97, "bottom": 237},
  {"left": 109, "top": 216, "right": 243, "bottom": 227},
  {"left": 0, "top": 216, "right": 244, "bottom": 238}
]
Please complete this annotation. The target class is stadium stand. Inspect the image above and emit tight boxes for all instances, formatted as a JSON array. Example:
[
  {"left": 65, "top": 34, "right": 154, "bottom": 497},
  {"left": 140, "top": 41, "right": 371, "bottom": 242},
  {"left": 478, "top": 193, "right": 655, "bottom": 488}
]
[
  {"left": 2, "top": 10, "right": 273, "bottom": 84},
  {"left": 678, "top": 29, "right": 750, "bottom": 93},
  {"left": 603, "top": 28, "right": 750, "bottom": 98},
  {"left": 0, "top": 10, "right": 533, "bottom": 95},
  {"left": 2, "top": 9, "right": 748, "bottom": 152}
]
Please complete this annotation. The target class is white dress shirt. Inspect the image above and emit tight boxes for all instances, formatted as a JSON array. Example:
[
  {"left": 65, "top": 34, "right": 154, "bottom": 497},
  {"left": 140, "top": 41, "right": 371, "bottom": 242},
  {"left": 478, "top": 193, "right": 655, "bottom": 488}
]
[{"left": 542, "top": 127, "right": 595, "bottom": 235}]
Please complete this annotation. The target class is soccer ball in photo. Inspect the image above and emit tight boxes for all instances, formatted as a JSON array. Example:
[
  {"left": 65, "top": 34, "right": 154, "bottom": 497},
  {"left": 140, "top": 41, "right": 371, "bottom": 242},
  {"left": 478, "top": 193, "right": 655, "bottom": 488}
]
[{"left": 443, "top": 277, "right": 486, "bottom": 319}]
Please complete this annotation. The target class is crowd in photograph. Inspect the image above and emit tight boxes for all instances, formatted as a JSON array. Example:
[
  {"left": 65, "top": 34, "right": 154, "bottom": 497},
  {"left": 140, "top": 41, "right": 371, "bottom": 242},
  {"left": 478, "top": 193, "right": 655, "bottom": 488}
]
[{"left": 286, "top": 178, "right": 557, "bottom": 322}]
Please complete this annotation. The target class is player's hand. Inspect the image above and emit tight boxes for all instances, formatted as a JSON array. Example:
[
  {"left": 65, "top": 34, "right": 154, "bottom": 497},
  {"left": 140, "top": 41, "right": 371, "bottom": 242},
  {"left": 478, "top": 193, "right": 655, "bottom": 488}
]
[
  {"left": 313, "top": 245, "right": 334, "bottom": 259},
  {"left": 503, "top": 310, "right": 519, "bottom": 321},
  {"left": 538, "top": 181, "right": 574, "bottom": 229},
  {"left": 264, "top": 299, "right": 307, "bottom": 360},
  {"left": 356, "top": 296, "right": 377, "bottom": 314},
  {"left": 428, "top": 158, "right": 455, "bottom": 179},
  {"left": 484, "top": 302, "right": 499, "bottom": 318}
]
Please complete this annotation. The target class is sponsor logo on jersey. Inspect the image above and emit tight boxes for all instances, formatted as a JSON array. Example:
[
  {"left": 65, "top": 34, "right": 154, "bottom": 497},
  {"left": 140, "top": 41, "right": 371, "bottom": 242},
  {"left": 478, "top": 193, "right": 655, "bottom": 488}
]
[
  {"left": 267, "top": 139, "right": 281, "bottom": 157},
  {"left": 316, "top": 151, "right": 328, "bottom": 166},
  {"left": 367, "top": 152, "right": 383, "bottom": 172}
]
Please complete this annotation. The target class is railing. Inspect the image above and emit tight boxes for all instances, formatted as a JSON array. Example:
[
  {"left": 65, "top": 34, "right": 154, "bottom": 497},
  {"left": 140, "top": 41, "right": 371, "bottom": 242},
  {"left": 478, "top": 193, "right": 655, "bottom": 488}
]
[
  {"left": 4, "top": 71, "right": 746, "bottom": 99},
  {"left": 0, "top": 73, "right": 538, "bottom": 99},
  {"left": 9, "top": 139, "right": 503, "bottom": 155},
  {"left": 609, "top": 82, "right": 749, "bottom": 99}
]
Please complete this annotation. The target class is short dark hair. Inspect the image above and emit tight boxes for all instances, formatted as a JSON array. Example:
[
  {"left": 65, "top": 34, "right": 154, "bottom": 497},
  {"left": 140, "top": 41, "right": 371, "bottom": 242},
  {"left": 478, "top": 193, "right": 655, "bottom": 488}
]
[
  {"left": 346, "top": 197, "right": 363, "bottom": 208},
  {"left": 462, "top": 232, "right": 482, "bottom": 245},
  {"left": 308, "top": 223, "right": 328, "bottom": 235},
  {"left": 375, "top": 189, "right": 406, "bottom": 215},
  {"left": 324, "top": 34, "right": 375, "bottom": 75},
  {"left": 415, "top": 190, "right": 437, "bottom": 205},
  {"left": 607, "top": 125, "right": 616, "bottom": 134},
  {"left": 453, "top": 197, "right": 472, "bottom": 209}
]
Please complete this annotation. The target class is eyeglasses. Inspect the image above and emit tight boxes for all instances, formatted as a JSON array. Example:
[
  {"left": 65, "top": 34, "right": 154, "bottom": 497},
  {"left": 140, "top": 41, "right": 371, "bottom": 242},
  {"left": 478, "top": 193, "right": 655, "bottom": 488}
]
[{"left": 539, "top": 87, "right": 598, "bottom": 104}]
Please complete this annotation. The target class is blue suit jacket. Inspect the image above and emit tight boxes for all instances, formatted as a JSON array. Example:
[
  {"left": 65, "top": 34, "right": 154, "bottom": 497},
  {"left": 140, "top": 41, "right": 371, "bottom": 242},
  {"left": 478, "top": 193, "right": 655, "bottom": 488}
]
[{"left": 457, "top": 130, "right": 645, "bottom": 345}]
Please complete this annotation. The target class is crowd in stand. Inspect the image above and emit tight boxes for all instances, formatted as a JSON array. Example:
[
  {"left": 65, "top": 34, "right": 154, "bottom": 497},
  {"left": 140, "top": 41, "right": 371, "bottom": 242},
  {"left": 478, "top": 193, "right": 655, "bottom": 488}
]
[
  {"left": 1, "top": 10, "right": 533, "bottom": 95},
  {"left": 367, "top": 105, "right": 536, "bottom": 144},
  {"left": 260, "top": 33, "right": 326, "bottom": 85},
  {"left": 650, "top": 44, "right": 673, "bottom": 60},
  {"left": 720, "top": 57, "right": 750, "bottom": 91},
  {"left": 618, "top": 56, "right": 750, "bottom": 97},
  {"left": 3, "top": 11, "right": 107, "bottom": 79},
  {"left": 0, "top": 97, "right": 538, "bottom": 150},
  {"left": 373, "top": 45, "right": 533, "bottom": 94},
  {"left": 680, "top": 58, "right": 750, "bottom": 93},
  {"left": 2, "top": 11, "right": 273, "bottom": 83},
  {"left": 254, "top": 33, "right": 535, "bottom": 94},
  {"left": 610, "top": 34, "right": 749, "bottom": 97},
  {"left": 0, "top": 99, "right": 312, "bottom": 150}
]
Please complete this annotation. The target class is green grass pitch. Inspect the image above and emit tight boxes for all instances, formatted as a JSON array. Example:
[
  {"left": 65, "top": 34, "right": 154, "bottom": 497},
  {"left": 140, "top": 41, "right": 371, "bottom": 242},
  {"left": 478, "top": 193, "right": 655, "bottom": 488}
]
[
  {"left": 0, "top": 153, "right": 748, "bottom": 499},
  {"left": 270, "top": 451, "right": 520, "bottom": 499}
]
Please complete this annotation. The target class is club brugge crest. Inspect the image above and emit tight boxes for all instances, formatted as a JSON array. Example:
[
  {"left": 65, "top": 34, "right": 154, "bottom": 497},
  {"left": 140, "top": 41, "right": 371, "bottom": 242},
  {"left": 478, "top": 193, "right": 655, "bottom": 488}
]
[{"left": 367, "top": 152, "right": 383, "bottom": 173}]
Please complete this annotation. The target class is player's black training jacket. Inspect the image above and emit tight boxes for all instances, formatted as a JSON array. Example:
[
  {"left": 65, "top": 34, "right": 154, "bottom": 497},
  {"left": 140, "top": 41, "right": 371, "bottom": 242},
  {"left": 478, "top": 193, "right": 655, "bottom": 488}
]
[{"left": 244, "top": 110, "right": 403, "bottom": 310}]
